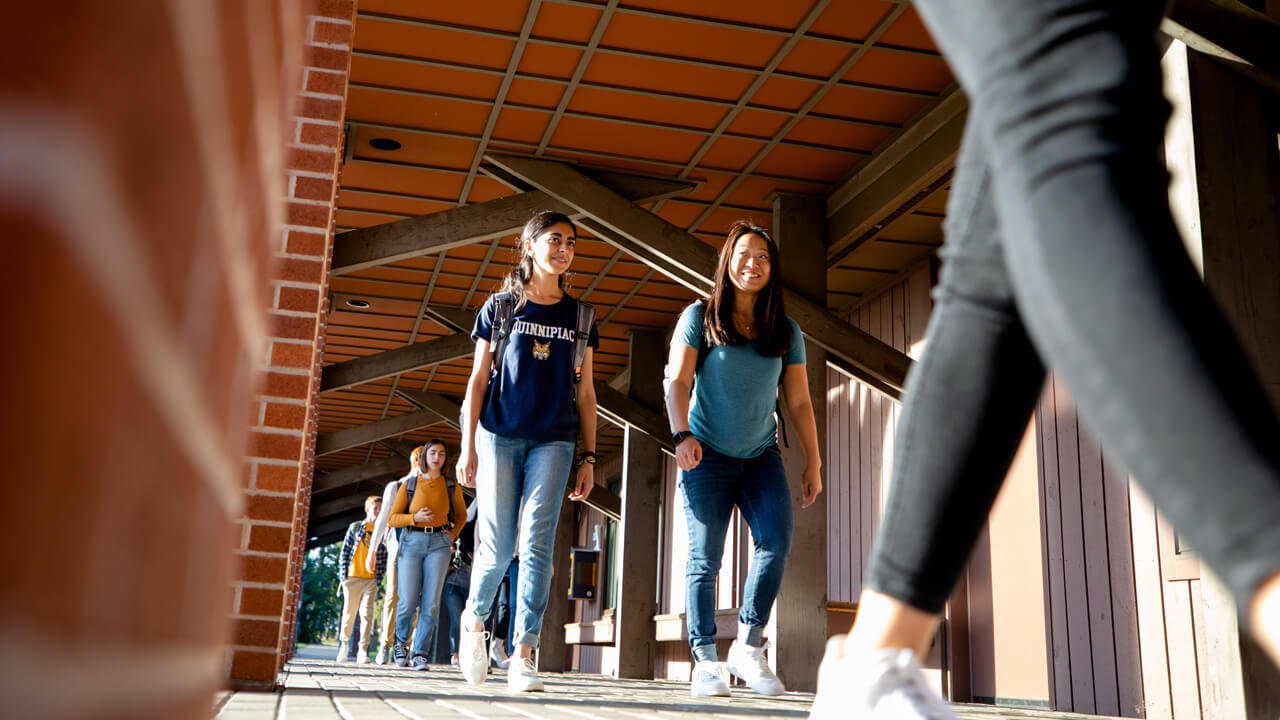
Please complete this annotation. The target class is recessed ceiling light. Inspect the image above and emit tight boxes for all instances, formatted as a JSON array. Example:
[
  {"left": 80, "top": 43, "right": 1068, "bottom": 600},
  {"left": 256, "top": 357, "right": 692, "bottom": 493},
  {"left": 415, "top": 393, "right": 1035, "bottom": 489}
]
[
  {"left": 369, "top": 137, "right": 401, "bottom": 151},
  {"left": 346, "top": 299, "right": 371, "bottom": 309}
]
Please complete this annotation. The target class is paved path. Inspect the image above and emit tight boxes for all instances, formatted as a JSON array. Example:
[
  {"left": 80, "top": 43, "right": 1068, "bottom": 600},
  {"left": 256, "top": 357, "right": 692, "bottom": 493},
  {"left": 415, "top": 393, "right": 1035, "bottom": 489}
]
[{"left": 217, "top": 644, "right": 1123, "bottom": 720}]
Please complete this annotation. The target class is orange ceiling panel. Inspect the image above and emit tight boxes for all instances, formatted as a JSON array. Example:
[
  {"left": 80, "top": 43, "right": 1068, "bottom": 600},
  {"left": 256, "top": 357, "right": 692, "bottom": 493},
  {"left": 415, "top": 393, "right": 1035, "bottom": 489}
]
[
  {"left": 531, "top": 1, "right": 603, "bottom": 43},
  {"left": 778, "top": 37, "right": 852, "bottom": 78},
  {"left": 358, "top": 0, "right": 532, "bottom": 34},
  {"left": 808, "top": 0, "right": 897, "bottom": 42},
  {"left": 346, "top": 86, "right": 492, "bottom": 136},
  {"left": 841, "top": 238, "right": 936, "bottom": 270},
  {"left": 547, "top": 115, "right": 702, "bottom": 165},
  {"left": 725, "top": 109, "right": 787, "bottom": 139},
  {"left": 491, "top": 106, "right": 553, "bottom": 145},
  {"left": 348, "top": 125, "right": 479, "bottom": 170},
  {"left": 878, "top": 6, "right": 940, "bottom": 52},
  {"left": 355, "top": 16, "right": 515, "bottom": 71},
  {"left": 696, "top": 206, "right": 769, "bottom": 238},
  {"left": 699, "top": 136, "right": 766, "bottom": 173},
  {"left": 335, "top": 208, "right": 404, "bottom": 229},
  {"left": 600, "top": 13, "right": 783, "bottom": 68},
  {"left": 618, "top": 0, "right": 811, "bottom": 30},
  {"left": 466, "top": 176, "right": 519, "bottom": 204},
  {"left": 349, "top": 55, "right": 503, "bottom": 100},
  {"left": 756, "top": 143, "right": 861, "bottom": 184},
  {"left": 844, "top": 49, "right": 952, "bottom": 94},
  {"left": 567, "top": 86, "right": 728, "bottom": 132},
  {"left": 750, "top": 75, "right": 820, "bottom": 112},
  {"left": 812, "top": 84, "right": 930, "bottom": 125},
  {"left": 722, "top": 175, "right": 831, "bottom": 209},
  {"left": 518, "top": 42, "right": 586, "bottom": 78},
  {"left": 786, "top": 116, "right": 892, "bottom": 152},
  {"left": 877, "top": 211, "right": 945, "bottom": 244},
  {"left": 582, "top": 53, "right": 752, "bottom": 103},
  {"left": 339, "top": 160, "right": 467, "bottom": 199},
  {"left": 542, "top": 149, "right": 684, "bottom": 178},
  {"left": 506, "top": 77, "right": 567, "bottom": 109},
  {"left": 338, "top": 189, "right": 452, "bottom": 218},
  {"left": 682, "top": 171, "right": 734, "bottom": 202}
]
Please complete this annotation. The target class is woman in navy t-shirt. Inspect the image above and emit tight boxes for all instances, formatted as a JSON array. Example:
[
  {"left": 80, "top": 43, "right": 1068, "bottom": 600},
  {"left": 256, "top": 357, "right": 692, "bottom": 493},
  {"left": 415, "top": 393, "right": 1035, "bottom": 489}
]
[
  {"left": 665, "top": 221, "right": 824, "bottom": 698},
  {"left": 454, "top": 211, "right": 599, "bottom": 693}
]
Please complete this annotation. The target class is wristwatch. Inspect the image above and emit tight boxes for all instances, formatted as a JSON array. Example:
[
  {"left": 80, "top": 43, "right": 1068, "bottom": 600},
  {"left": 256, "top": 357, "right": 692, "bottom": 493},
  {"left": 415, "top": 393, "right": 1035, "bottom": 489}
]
[
  {"left": 672, "top": 430, "right": 695, "bottom": 446},
  {"left": 579, "top": 450, "right": 600, "bottom": 464}
]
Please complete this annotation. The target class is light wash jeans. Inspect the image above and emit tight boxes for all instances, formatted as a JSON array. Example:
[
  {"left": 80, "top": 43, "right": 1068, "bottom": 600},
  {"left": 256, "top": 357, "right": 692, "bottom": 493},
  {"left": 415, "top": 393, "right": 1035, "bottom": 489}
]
[
  {"left": 464, "top": 426, "right": 574, "bottom": 648},
  {"left": 680, "top": 444, "right": 793, "bottom": 662},
  {"left": 867, "top": 0, "right": 1280, "bottom": 621},
  {"left": 395, "top": 530, "right": 452, "bottom": 658}
]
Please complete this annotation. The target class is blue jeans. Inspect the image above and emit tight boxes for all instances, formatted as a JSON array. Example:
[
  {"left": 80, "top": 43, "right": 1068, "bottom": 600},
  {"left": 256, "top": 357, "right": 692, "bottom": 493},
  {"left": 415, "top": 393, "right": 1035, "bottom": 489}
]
[
  {"left": 868, "top": 0, "right": 1280, "bottom": 620},
  {"left": 464, "top": 426, "right": 574, "bottom": 649},
  {"left": 681, "top": 444, "right": 793, "bottom": 659},
  {"left": 395, "top": 530, "right": 452, "bottom": 658}
]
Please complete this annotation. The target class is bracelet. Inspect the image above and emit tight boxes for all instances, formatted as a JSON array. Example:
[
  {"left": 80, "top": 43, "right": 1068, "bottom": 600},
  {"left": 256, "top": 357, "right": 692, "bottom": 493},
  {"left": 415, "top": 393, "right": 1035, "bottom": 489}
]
[
  {"left": 672, "top": 430, "right": 694, "bottom": 446},
  {"left": 579, "top": 451, "right": 599, "bottom": 464}
]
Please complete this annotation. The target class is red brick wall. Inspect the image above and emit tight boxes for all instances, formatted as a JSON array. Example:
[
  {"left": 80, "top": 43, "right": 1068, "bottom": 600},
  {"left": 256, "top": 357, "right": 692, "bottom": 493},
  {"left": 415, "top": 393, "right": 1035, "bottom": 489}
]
[
  {"left": 1, "top": 1, "right": 308, "bottom": 716},
  {"left": 230, "top": 0, "right": 358, "bottom": 689}
]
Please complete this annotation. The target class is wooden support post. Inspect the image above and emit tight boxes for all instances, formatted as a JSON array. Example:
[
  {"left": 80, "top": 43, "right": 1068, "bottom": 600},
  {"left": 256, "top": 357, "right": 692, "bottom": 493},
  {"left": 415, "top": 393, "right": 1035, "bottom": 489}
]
[
  {"left": 770, "top": 193, "right": 829, "bottom": 693},
  {"left": 614, "top": 330, "right": 665, "bottom": 679},
  {"left": 1164, "top": 41, "right": 1280, "bottom": 719},
  {"left": 540, "top": 492, "right": 576, "bottom": 673}
]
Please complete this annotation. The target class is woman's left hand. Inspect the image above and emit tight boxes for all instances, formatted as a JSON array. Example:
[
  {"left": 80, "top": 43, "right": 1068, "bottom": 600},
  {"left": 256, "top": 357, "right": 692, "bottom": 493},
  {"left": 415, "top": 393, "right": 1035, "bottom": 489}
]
[
  {"left": 801, "top": 464, "right": 823, "bottom": 508},
  {"left": 569, "top": 461, "right": 595, "bottom": 501}
]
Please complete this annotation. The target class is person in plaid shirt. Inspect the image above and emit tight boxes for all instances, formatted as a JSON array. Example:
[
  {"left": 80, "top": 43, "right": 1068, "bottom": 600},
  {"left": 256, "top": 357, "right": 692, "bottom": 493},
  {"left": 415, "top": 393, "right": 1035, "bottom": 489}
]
[{"left": 336, "top": 495, "right": 387, "bottom": 663}]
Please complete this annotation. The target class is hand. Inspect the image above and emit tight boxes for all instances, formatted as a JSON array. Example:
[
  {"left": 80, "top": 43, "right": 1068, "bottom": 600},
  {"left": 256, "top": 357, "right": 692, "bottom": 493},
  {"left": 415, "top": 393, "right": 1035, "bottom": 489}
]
[
  {"left": 569, "top": 461, "right": 595, "bottom": 501},
  {"left": 801, "top": 464, "right": 823, "bottom": 508},
  {"left": 413, "top": 506, "right": 437, "bottom": 525},
  {"left": 457, "top": 446, "right": 478, "bottom": 488},
  {"left": 364, "top": 551, "right": 378, "bottom": 576},
  {"left": 674, "top": 435, "right": 702, "bottom": 471}
]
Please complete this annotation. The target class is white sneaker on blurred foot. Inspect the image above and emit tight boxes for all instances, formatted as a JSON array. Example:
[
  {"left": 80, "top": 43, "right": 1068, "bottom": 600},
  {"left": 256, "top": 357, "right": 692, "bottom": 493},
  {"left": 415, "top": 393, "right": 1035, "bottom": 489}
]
[
  {"left": 507, "top": 655, "right": 544, "bottom": 692},
  {"left": 690, "top": 660, "right": 730, "bottom": 697},
  {"left": 490, "top": 639, "right": 510, "bottom": 669},
  {"left": 725, "top": 640, "right": 786, "bottom": 696},
  {"left": 458, "top": 613, "right": 489, "bottom": 686},
  {"left": 809, "top": 640, "right": 957, "bottom": 720}
]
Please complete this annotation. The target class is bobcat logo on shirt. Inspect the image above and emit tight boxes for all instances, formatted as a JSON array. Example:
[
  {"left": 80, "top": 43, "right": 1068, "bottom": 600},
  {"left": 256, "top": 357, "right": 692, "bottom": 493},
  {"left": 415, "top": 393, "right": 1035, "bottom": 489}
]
[{"left": 532, "top": 340, "right": 551, "bottom": 360}]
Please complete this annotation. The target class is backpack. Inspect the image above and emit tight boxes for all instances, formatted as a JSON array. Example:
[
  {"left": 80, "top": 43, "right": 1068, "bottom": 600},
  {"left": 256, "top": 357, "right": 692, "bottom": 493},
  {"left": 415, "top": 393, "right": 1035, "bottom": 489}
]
[
  {"left": 490, "top": 292, "right": 596, "bottom": 385},
  {"left": 663, "top": 301, "right": 790, "bottom": 448}
]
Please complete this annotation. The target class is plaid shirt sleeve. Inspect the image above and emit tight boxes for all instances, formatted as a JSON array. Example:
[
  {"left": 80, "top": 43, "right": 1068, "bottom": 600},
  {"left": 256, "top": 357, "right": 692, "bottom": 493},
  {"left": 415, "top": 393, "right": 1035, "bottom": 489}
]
[
  {"left": 375, "top": 542, "right": 388, "bottom": 582},
  {"left": 339, "top": 522, "right": 358, "bottom": 579}
]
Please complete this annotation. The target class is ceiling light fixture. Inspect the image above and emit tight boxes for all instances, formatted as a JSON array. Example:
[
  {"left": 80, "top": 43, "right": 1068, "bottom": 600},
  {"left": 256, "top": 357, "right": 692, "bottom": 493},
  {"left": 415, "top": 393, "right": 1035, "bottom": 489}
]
[
  {"left": 369, "top": 137, "right": 401, "bottom": 151},
  {"left": 346, "top": 299, "right": 371, "bottom": 309}
]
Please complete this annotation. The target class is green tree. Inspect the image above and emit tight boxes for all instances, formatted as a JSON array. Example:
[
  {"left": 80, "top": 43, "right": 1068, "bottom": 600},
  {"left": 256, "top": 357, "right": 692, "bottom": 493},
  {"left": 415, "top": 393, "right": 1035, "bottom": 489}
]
[{"left": 297, "top": 543, "right": 342, "bottom": 644}]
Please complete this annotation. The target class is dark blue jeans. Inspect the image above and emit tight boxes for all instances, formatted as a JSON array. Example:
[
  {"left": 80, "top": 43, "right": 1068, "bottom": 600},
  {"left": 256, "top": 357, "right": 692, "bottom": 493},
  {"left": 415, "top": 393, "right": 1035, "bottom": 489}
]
[
  {"left": 869, "top": 0, "right": 1280, "bottom": 622},
  {"left": 681, "top": 444, "right": 793, "bottom": 660}
]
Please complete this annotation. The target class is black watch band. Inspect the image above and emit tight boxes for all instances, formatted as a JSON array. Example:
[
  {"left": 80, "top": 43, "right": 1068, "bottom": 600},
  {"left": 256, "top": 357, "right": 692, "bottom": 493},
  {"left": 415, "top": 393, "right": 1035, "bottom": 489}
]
[
  {"left": 672, "top": 430, "right": 694, "bottom": 446},
  {"left": 579, "top": 450, "right": 600, "bottom": 464}
]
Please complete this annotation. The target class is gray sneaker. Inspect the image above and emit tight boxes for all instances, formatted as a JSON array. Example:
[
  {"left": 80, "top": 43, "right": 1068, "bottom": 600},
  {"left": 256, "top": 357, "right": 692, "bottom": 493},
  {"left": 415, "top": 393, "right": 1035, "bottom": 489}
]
[{"left": 411, "top": 655, "right": 429, "bottom": 672}]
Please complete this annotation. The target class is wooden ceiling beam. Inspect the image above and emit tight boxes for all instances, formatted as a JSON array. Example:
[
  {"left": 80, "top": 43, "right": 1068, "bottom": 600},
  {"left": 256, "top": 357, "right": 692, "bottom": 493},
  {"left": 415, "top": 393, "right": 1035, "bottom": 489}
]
[
  {"left": 486, "top": 153, "right": 912, "bottom": 397},
  {"left": 1164, "top": 0, "right": 1280, "bottom": 95},
  {"left": 330, "top": 171, "right": 696, "bottom": 275},
  {"left": 825, "top": 88, "right": 966, "bottom": 267},
  {"left": 394, "top": 388, "right": 463, "bottom": 428},
  {"left": 314, "top": 409, "right": 447, "bottom": 457},
  {"left": 312, "top": 453, "right": 406, "bottom": 494},
  {"left": 319, "top": 332, "right": 474, "bottom": 393}
]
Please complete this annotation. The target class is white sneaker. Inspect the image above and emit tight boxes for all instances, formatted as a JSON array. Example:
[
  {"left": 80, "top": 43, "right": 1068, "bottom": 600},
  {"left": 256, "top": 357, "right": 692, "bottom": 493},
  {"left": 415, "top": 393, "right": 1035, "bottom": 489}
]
[
  {"left": 375, "top": 647, "right": 388, "bottom": 665},
  {"left": 490, "top": 640, "right": 510, "bottom": 669},
  {"left": 809, "top": 641, "right": 957, "bottom": 720},
  {"left": 356, "top": 654, "right": 371, "bottom": 665},
  {"left": 458, "top": 614, "right": 490, "bottom": 686},
  {"left": 507, "top": 655, "right": 544, "bottom": 692},
  {"left": 690, "top": 660, "right": 730, "bottom": 697},
  {"left": 335, "top": 648, "right": 348, "bottom": 663},
  {"left": 725, "top": 640, "right": 786, "bottom": 696}
]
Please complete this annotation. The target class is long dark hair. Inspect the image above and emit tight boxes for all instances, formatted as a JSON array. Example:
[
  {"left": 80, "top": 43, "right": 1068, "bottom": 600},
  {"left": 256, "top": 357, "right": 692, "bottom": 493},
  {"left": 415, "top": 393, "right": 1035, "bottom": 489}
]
[
  {"left": 417, "top": 438, "right": 448, "bottom": 475},
  {"left": 499, "top": 210, "right": 578, "bottom": 309},
  {"left": 703, "top": 220, "right": 790, "bottom": 358}
]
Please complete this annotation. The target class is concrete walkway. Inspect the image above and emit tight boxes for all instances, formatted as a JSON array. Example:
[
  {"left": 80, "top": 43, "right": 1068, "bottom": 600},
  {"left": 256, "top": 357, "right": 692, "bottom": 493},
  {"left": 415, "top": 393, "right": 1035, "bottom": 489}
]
[{"left": 216, "top": 644, "right": 1124, "bottom": 720}]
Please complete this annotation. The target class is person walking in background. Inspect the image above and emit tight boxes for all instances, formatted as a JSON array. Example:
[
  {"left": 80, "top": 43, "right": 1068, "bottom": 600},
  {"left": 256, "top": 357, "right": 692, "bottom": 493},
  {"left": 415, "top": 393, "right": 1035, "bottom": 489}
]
[
  {"left": 441, "top": 501, "right": 476, "bottom": 666},
  {"left": 366, "top": 455, "right": 413, "bottom": 664},
  {"left": 665, "top": 221, "right": 824, "bottom": 698},
  {"left": 387, "top": 439, "right": 467, "bottom": 672},
  {"left": 807, "top": 2, "right": 1280, "bottom": 719},
  {"left": 455, "top": 210, "right": 599, "bottom": 692},
  {"left": 336, "top": 495, "right": 387, "bottom": 664}
]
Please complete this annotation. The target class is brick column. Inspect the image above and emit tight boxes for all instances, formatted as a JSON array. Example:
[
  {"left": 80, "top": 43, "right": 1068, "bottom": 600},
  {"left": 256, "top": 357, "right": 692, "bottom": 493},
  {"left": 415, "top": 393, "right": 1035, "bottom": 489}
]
[
  {"left": 229, "top": 0, "right": 359, "bottom": 690},
  {"left": 2, "top": 1, "right": 308, "bottom": 716}
]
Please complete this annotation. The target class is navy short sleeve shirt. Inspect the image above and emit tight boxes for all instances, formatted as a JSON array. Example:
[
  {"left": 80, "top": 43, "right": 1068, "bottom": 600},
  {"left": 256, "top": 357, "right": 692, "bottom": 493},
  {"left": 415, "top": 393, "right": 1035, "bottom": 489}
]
[{"left": 472, "top": 293, "right": 600, "bottom": 442}]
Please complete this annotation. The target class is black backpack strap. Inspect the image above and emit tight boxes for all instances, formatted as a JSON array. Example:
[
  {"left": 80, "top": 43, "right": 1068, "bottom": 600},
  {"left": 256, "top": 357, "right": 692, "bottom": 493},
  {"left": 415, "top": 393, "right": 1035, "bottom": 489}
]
[
  {"left": 490, "top": 293, "right": 515, "bottom": 376},
  {"left": 445, "top": 473, "right": 457, "bottom": 528},
  {"left": 572, "top": 300, "right": 596, "bottom": 384}
]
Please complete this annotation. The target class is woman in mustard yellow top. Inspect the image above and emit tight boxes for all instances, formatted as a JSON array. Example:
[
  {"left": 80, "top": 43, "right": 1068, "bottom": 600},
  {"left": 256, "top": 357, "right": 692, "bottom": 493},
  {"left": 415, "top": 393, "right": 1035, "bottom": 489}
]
[{"left": 386, "top": 439, "right": 467, "bottom": 670}]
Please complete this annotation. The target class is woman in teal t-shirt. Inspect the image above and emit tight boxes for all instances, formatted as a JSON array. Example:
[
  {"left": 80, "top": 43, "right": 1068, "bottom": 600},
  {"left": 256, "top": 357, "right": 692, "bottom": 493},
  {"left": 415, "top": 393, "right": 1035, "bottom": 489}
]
[{"left": 665, "top": 221, "right": 824, "bottom": 698}]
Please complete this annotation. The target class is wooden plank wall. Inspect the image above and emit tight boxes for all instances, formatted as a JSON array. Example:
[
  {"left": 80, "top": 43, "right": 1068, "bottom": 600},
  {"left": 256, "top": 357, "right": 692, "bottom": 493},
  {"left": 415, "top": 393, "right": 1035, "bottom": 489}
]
[
  {"left": 1038, "top": 376, "right": 1205, "bottom": 718},
  {"left": 825, "top": 262, "right": 933, "bottom": 604}
]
